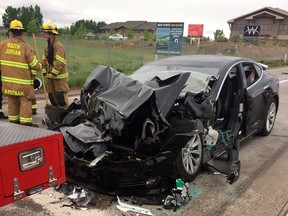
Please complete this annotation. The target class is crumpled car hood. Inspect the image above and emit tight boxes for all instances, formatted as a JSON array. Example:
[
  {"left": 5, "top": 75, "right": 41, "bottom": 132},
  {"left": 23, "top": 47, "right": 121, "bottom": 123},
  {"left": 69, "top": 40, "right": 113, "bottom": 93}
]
[{"left": 81, "top": 66, "right": 191, "bottom": 135}]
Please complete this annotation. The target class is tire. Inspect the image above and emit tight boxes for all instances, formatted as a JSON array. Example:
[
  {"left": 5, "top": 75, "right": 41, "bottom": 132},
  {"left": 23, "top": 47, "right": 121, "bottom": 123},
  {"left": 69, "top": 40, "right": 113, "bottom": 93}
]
[
  {"left": 175, "top": 133, "right": 203, "bottom": 182},
  {"left": 259, "top": 99, "right": 277, "bottom": 136}
]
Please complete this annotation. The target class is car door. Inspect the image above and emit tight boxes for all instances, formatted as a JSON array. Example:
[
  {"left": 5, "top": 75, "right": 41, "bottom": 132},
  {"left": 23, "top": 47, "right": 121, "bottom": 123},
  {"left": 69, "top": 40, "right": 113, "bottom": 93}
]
[
  {"left": 241, "top": 62, "right": 264, "bottom": 137},
  {"left": 207, "top": 63, "right": 245, "bottom": 184}
]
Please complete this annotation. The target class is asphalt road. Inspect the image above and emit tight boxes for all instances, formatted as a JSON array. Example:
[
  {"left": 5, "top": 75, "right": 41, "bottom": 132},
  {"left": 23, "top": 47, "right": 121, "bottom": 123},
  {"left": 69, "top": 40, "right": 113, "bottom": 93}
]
[{"left": 0, "top": 67, "right": 288, "bottom": 216}]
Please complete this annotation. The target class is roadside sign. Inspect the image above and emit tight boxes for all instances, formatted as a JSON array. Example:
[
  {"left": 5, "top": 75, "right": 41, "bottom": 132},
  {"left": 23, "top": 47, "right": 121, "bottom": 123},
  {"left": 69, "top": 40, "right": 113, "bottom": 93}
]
[
  {"left": 156, "top": 22, "right": 184, "bottom": 55},
  {"left": 188, "top": 24, "right": 204, "bottom": 37},
  {"left": 243, "top": 25, "right": 260, "bottom": 40}
]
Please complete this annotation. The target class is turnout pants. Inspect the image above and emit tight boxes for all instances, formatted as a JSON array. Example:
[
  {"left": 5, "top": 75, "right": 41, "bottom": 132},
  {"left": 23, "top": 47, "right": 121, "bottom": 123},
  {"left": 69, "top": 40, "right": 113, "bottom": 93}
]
[
  {"left": 0, "top": 81, "right": 3, "bottom": 113},
  {"left": 8, "top": 95, "right": 32, "bottom": 125},
  {"left": 32, "top": 98, "right": 37, "bottom": 110},
  {"left": 48, "top": 92, "right": 69, "bottom": 108},
  {"left": 46, "top": 77, "right": 69, "bottom": 108}
]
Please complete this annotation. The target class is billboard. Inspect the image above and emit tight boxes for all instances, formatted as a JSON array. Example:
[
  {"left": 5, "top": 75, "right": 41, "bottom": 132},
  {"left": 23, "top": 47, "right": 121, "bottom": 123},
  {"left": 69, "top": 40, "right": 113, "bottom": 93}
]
[
  {"left": 156, "top": 22, "right": 184, "bottom": 55},
  {"left": 188, "top": 24, "right": 204, "bottom": 37},
  {"left": 243, "top": 25, "right": 260, "bottom": 40}
]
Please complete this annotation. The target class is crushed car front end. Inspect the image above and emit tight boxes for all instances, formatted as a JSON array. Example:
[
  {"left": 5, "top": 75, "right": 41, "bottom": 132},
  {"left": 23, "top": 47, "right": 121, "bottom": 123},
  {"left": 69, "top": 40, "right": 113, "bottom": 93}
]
[{"left": 45, "top": 65, "right": 241, "bottom": 195}]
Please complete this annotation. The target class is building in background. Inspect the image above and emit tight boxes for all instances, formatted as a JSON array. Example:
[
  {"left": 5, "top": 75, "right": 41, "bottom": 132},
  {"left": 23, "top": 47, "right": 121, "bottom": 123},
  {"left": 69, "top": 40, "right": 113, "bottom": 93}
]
[
  {"left": 0, "top": 26, "right": 7, "bottom": 36},
  {"left": 83, "top": 32, "right": 95, "bottom": 39},
  {"left": 228, "top": 7, "right": 288, "bottom": 41},
  {"left": 100, "top": 21, "right": 158, "bottom": 36}
]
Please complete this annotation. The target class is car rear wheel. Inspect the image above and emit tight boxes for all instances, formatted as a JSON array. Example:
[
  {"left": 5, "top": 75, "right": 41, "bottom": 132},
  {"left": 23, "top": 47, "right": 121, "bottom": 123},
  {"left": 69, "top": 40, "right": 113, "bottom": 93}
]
[
  {"left": 176, "top": 133, "right": 203, "bottom": 182},
  {"left": 259, "top": 99, "right": 277, "bottom": 136}
]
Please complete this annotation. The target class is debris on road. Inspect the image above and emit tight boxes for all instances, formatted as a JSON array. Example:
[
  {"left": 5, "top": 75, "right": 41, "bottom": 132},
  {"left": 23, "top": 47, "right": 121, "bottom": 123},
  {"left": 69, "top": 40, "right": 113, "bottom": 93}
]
[
  {"left": 163, "top": 179, "right": 191, "bottom": 211},
  {"left": 117, "top": 196, "right": 155, "bottom": 216},
  {"left": 53, "top": 183, "right": 94, "bottom": 209}
]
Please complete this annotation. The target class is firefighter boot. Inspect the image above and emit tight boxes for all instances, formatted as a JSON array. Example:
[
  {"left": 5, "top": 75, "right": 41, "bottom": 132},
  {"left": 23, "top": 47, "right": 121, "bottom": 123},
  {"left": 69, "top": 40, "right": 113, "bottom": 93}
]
[
  {"left": 0, "top": 112, "right": 8, "bottom": 119},
  {"left": 32, "top": 109, "right": 37, "bottom": 115}
]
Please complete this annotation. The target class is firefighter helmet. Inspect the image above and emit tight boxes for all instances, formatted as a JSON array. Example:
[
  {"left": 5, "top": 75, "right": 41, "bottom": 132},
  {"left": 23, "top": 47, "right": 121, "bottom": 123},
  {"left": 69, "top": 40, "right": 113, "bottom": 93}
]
[
  {"left": 42, "top": 23, "right": 59, "bottom": 35},
  {"left": 9, "top": 19, "right": 26, "bottom": 31}
]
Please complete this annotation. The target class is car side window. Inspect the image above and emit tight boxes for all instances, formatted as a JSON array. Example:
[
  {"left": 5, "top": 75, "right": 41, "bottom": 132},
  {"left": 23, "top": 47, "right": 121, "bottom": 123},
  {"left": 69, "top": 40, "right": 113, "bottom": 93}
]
[{"left": 243, "top": 63, "right": 259, "bottom": 86}]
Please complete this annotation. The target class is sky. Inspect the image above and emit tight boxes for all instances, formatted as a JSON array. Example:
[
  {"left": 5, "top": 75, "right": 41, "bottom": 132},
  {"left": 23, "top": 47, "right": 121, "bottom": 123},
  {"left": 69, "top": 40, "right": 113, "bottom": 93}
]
[{"left": 0, "top": 0, "right": 287, "bottom": 38}]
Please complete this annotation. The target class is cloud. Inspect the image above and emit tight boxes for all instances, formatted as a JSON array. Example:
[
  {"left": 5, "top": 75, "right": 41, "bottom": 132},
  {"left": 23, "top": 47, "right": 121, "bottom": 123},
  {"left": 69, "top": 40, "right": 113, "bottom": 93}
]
[{"left": 0, "top": 0, "right": 287, "bottom": 38}]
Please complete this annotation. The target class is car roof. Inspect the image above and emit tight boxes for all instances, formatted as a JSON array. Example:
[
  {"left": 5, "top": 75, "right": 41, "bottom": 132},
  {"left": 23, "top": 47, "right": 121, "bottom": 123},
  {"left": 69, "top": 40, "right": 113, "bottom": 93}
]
[{"left": 134, "top": 54, "right": 251, "bottom": 77}]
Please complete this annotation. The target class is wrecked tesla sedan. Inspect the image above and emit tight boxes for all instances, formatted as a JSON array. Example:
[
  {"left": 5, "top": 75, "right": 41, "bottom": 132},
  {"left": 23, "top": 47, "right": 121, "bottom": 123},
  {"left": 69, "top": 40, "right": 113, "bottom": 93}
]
[{"left": 45, "top": 54, "right": 279, "bottom": 195}]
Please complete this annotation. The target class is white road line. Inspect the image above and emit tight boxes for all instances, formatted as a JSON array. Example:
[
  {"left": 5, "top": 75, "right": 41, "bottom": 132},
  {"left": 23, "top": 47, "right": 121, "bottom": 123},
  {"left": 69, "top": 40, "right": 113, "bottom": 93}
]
[{"left": 280, "top": 79, "right": 288, "bottom": 84}]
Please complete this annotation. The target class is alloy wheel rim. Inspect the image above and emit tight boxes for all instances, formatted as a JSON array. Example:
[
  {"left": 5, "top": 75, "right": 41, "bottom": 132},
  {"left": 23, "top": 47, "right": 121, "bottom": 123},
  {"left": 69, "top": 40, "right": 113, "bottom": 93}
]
[
  {"left": 182, "top": 134, "right": 202, "bottom": 175},
  {"left": 266, "top": 102, "right": 276, "bottom": 132}
]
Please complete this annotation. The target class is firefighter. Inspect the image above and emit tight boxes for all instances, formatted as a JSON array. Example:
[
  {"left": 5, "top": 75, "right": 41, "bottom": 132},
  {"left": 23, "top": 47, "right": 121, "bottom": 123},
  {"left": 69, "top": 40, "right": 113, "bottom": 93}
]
[
  {"left": 0, "top": 20, "right": 42, "bottom": 126},
  {"left": 31, "top": 71, "right": 40, "bottom": 115},
  {"left": 0, "top": 38, "right": 7, "bottom": 119},
  {"left": 31, "top": 95, "right": 37, "bottom": 115},
  {"left": 0, "top": 72, "right": 8, "bottom": 119},
  {"left": 41, "top": 23, "right": 69, "bottom": 108}
]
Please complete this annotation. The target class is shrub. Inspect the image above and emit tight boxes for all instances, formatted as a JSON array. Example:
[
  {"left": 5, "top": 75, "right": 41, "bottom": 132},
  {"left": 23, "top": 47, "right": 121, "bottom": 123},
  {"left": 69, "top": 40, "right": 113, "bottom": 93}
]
[{"left": 229, "top": 35, "right": 242, "bottom": 43}]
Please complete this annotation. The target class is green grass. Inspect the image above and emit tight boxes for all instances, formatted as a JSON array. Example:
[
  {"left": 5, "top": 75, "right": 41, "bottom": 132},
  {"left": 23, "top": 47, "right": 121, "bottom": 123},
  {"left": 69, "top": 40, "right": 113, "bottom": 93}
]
[
  {"left": 1, "top": 35, "right": 288, "bottom": 88},
  {"left": 0, "top": 35, "right": 156, "bottom": 87},
  {"left": 259, "top": 59, "right": 288, "bottom": 67},
  {"left": 63, "top": 39, "right": 156, "bottom": 86}
]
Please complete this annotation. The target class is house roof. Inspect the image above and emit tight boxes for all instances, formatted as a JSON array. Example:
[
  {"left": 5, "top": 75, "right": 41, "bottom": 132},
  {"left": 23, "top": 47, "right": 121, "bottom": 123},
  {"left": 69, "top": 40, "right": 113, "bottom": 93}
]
[
  {"left": 133, "top": 22, "right": 158, "bottom": 30},
  {"left": 122, "top": 21, "right": 147, "bottom": 28},
  {"left": 100, "top": 21, "right": 151, "bottom": 30},
  {"left": 227, "top": 7, "right": 288, "bottom": 23},
  {"left": 100, "top": 22, "right": 123, "bottom": 30},
  {"left": 84, "top": 32, "right": 95, "bottom": 37}
]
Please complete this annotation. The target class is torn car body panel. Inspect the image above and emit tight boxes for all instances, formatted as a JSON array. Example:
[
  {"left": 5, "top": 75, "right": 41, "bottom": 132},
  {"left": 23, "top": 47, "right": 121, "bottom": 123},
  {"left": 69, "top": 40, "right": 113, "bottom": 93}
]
[
  {"left": 45, "top": 64, "right": 243, "bottom": 194},
  {"left": 82, "top": 66, "right": 190, "bottom": 118}
]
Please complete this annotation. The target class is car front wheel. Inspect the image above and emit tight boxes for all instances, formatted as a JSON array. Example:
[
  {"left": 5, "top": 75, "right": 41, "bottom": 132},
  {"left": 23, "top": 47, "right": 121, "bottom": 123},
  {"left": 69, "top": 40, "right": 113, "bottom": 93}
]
[
  {"left": 259, "top": 99, "right": 277, "bottom": 136},
  {"left": 176, "top": 133, "right": 203, "bottom": 182}
]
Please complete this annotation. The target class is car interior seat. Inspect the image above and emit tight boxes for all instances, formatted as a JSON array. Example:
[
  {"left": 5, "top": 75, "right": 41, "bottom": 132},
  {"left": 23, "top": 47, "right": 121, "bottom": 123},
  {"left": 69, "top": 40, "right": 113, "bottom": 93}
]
[
  {"left": 218, "top": 78, "right": 233, "bottom": 119},
  {"left": 214, "top": 69, "right": 236, "bottom": 129},
  {"left": 244, "top": 65, "right": 255, "bottom": 85}
]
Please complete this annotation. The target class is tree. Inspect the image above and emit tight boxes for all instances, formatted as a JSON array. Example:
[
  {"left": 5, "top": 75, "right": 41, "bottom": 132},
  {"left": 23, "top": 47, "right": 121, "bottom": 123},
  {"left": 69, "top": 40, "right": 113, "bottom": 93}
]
[
  {"left": 126, "top": 28, "right": 134, "bottom": 39},
  {"left": 34, "top": 5, "right": 43, "bottom": 27},
  {"left": 109, "top": 28, "right": 116, "bottom": 35},
  {"left": 229, "top": 34, "right": 242, "bottom": 43},
  {"left": 70, "top": 19, "right": 107, "bottom": 35},
  {"left": 214, "top": 29, "right": 228, "bottom": 42},
  {"left": 18, "top": 6, "right": 33, "bottom": 29},
  {"left": 70, "top": 20, "right": 87, "bottom": 35},
  {"left": 73, "top": 23, "right": 87, "bottom": 39},
  {"left": 27, "top": 19, "right": 40, "bottom": 34},
  {"left": 96, "top": 21, "right": 107, "bottom": 33},
  {"left": 2, "top": 5, "right": 43, "bottom": 29},
  {"left": 143, "top": 29, "right": 152, "bottom": 40},
  {"left": 58, "top": 27, "right": 70, "bottom": 36},
  {"left": 2, "top": 6, "right": 19, "bottom": 28}
]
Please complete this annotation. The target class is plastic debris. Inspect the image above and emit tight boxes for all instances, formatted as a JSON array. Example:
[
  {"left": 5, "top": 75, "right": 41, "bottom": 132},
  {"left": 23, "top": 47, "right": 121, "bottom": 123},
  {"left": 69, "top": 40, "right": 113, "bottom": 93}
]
[
  {"left": 163, "top": 179, "right": 191, "bottom": 211},
  {"left": 116, "top": 196, "right": 155, "bottom": 216},
  {"left": 54, "top": 183, "right": 93, "bottom": 208},
  {"left": 67, "top": 187, "right": 93, "bottom": 207}
]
